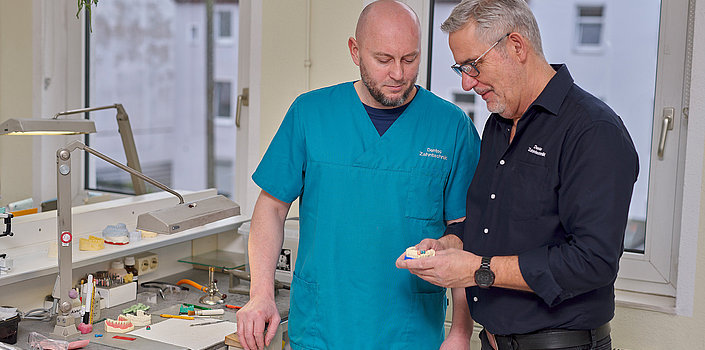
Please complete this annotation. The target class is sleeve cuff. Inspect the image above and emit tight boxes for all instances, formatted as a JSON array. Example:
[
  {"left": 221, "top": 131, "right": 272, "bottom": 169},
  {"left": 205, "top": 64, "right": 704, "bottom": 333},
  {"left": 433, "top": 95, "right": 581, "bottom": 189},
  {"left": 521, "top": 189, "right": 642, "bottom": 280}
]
[
  {"left": 443, "top": 221, "right": 465, "bottom": 241},
  {"left": 518, "top": 247, "right": 564, "bottom": 307}
]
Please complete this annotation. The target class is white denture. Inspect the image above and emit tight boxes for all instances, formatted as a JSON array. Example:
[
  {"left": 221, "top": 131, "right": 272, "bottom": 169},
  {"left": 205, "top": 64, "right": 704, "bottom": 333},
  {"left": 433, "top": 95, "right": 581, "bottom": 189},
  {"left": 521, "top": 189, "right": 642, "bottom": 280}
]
[
  {"left": 105, "top": 315, "right": 135, "bottom": 333},
  {"left": 124, "top": 310, "right": 151, "bottom": 327}
]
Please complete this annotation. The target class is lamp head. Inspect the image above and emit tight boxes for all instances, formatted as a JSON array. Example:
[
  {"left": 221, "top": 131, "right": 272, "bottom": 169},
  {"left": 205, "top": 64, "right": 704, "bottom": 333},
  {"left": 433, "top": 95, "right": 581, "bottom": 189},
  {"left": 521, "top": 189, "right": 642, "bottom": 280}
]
[{"left": 0, "top": 118, "right": 96, "bottom": 136}]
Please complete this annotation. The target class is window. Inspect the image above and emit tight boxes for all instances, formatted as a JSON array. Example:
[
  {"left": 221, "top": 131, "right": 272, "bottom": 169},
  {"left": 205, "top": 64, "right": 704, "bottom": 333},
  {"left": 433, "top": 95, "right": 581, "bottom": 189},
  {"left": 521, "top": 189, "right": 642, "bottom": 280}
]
[
  {"left": 575, "top": 5, "right": 605, "bottom": 49},
  {"left": 427, "top": 0, "right": 696, "bottom": 313},
  {"left": 217, "top": 10, "right": 233, "bottom": 40},
  {"left": 86, "top": 0, "right": 240, "bottom": 197},
  {"left": 215, "top": 82, "right": 233, "bottom": 119}
]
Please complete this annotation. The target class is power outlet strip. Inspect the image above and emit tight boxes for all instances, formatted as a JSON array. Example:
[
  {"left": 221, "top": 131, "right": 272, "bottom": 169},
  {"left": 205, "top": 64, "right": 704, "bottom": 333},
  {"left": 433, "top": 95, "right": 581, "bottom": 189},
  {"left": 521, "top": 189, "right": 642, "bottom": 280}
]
[{"left": 134, "top": 252, "right": 158, "bottom": 275}]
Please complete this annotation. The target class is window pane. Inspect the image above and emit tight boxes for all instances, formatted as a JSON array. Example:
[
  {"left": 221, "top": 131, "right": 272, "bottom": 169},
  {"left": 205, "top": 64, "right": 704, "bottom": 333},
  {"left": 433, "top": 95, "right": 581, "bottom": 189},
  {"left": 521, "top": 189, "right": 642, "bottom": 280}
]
[
  {"left": 88, "top": 0, "right": 239, "bottom": 197},
  {"left": 430, "top": 0, "right": 660, "bottom": 254},
  {"left": 579, "top": 23, "right": 602, "bottom": 45},
  {"left": 215, "top": 82, "right": 232, "bottom": 118},
  {"left": 579, "top": 6, "right": 604, "bottom": 17},
  {"left": 218, "top": 10, "right": 232, "bottom": 38}
]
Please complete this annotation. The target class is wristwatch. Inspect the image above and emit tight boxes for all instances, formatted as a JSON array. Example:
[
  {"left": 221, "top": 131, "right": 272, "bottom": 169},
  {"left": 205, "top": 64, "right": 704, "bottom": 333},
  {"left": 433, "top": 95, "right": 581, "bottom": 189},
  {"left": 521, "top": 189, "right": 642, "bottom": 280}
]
[{"left": 474, "top": 256, "right": 495, "bottom": 288}]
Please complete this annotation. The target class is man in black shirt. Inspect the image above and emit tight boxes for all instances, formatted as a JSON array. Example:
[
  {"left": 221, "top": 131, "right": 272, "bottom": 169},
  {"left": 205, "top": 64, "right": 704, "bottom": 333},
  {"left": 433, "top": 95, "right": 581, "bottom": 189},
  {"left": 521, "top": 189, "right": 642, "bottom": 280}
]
[{"left": 397, "top": 1, "right": 638, "bottom": 349}]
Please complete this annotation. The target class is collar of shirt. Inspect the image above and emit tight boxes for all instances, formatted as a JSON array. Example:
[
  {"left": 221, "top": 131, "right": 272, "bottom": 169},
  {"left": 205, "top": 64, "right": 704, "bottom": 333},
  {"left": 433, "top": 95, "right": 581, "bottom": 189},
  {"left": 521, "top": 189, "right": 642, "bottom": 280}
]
[{"left": 492, "top": 64, "right": 573, "bottom": 126}]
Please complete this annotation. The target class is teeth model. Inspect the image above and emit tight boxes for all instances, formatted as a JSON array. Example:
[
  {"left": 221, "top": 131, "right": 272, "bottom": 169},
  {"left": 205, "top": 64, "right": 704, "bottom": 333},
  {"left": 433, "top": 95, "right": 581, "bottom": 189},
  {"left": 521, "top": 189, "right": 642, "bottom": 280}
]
[
  {"left": 102, "top": 223, "right": 130, "bottom": 245},
  {"left": 79, "top": 235, "right": 105, "bottom": 251},
  {"left": 124, "top": 310, "right": 152, "bottom": 327},
  {"left": 404, "top": 246, "right": 436, "bottom": 259},
  {"left": 105, "top": 315, "right": 135, "bottom": 333}
]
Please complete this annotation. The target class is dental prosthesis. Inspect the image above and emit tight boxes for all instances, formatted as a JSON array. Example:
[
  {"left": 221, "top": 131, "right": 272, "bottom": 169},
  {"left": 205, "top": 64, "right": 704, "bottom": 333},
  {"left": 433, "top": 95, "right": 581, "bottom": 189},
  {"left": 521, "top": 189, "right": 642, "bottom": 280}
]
[
  {"left": 102, "top": 223, "right": 130, "bottom": 245},
  {"left": 124, "top": 310, "right": 152, "bottom": 327},
  {"left": 404, "top": 246, "right": 436, "bottom": 259},
  {"left": 104, "top": 315, "right": 134, "bottom": 333},
  {"left": 79, "top": 235, "right": 105, "bottom": 251}
]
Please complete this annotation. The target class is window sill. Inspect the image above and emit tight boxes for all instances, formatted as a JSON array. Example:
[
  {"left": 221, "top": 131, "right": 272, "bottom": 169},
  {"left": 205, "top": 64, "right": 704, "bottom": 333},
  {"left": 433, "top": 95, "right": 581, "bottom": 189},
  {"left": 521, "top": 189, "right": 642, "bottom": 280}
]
[{"left": 615, "top": 289, "right": 676, "bottom": 314}]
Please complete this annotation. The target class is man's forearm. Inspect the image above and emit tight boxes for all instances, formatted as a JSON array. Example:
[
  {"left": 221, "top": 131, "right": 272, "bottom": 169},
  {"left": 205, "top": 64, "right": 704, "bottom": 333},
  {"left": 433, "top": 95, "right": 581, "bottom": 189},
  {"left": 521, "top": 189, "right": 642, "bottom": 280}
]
[
  {"left": 248, "top": 191, "right": 291, "bottom": 298},
  {"left": 448, "top": 287, "right": 473, "bottom": 337},
  {"left": 490, "top": 255, "right": 533, "bottom": 292}
]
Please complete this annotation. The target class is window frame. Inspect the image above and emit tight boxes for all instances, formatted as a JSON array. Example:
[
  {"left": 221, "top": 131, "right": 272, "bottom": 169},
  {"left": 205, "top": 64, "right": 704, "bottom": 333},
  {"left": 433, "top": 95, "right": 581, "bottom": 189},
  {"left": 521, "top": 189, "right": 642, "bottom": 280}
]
[
  {"left": 216, "top": 8, "right": 234, "bottom": 45},
  {"left": 420, "top": 0, "right": 699, "bottom": 315},
  {"left": 573, "top": 4, "right": 605, "bottom": 53}
]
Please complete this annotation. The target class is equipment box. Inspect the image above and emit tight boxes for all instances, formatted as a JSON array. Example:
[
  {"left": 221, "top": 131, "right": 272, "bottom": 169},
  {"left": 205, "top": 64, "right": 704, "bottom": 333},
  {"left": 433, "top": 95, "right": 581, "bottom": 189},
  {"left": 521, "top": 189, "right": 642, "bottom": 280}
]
[
  {"left": 95, "top": 282, "right": 137, "bottom": 308},
  {"left": 0, "top": 313, "right": 20, "bottom": 345}
]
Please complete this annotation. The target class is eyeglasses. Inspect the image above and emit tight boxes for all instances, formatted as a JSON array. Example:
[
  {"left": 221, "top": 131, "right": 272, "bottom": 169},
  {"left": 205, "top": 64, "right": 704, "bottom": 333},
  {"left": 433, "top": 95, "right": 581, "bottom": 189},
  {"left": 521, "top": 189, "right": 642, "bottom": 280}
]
[{"left": 451, "top": 33, "right": 511, "bottom": 78}]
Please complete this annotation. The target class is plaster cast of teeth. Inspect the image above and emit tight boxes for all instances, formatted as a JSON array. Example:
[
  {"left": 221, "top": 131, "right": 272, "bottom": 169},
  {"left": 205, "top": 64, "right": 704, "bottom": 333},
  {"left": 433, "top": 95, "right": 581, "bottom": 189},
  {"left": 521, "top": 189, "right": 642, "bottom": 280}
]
[
  {"left": 404, "top": 246, "right": 436, "bottom": 259},
  {"left": 105, "top": 315, "right": 135, "bottom": 333},
  {"left": 102, "top": 223, "right": 130, "bottom": 245},
  {"left": 140, "top": 229, "right": 158, "bottom": 238},
  {"left": 124, "top": 310, "right": 151, "bottom": 327},
  {"left": 79, "top": 235, "right": 105, "bottom": 251}
]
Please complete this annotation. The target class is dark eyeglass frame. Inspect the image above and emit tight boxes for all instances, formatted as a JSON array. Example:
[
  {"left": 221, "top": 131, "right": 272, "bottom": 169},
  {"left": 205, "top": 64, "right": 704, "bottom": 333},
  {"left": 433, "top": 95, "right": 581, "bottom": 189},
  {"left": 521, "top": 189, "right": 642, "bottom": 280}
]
[{"left": 451, "top": 33, "right": 511, "bottom": 78}]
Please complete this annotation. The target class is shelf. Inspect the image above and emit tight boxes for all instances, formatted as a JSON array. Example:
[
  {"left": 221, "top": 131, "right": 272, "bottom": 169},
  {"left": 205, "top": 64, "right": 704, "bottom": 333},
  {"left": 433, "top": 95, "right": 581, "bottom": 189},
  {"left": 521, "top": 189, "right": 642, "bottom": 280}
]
[
  {"left": 0, "top": 189, "right": 251, "bottom": 286},
  {"left": 178, "top": 250, "right": 247, "bottom": 270},
  {"left": 0, "top": 215, "right": 250, "bottom": 286}
]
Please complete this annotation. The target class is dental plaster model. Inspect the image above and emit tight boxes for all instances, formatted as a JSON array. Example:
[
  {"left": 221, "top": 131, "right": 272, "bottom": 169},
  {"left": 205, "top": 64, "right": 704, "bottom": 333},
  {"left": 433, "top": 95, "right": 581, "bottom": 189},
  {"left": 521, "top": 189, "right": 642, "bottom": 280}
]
[
  {"left": 102, "top": 223, "right": 130, "bottom": 245},
  {"left": 140, "top": 229, "right": 158, "bottom": 238},
  {"left": 124, "top": 310, "right": 152, "bottom": 327},
  {"left": 404, "top": 246, "right": 436, "bottom": 259},
  {"left": 104, "top": 315, "right": 134, "bottom": 333},
  {"left": 79, "top": 235, "right": 105, "bottom": 251}
]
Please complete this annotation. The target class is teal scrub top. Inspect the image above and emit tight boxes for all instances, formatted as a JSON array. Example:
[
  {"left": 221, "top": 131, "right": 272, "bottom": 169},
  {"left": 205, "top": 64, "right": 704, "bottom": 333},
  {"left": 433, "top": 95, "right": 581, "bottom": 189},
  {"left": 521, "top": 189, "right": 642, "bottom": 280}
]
[{"left": 253, "top": 82, "right": 480, "bottom": 349}]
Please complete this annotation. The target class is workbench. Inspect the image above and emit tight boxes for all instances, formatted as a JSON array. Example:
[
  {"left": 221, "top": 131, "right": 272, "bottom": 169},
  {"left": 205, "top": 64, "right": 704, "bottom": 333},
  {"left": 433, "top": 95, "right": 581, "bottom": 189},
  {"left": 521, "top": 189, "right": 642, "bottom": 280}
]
[{"left": 11, "top": 268, "right": 290, "bottom": 349}]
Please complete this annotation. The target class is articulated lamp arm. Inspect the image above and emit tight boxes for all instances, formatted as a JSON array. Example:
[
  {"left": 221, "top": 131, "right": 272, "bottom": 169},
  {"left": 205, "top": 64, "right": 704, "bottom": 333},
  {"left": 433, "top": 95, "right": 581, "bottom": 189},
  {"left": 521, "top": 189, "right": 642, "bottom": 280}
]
[
  {"left": 61, "top": 140, "right": 183, "bottom": 203},
  {"left": 54, "top": 104, "right": 147, "bottom": 195}
]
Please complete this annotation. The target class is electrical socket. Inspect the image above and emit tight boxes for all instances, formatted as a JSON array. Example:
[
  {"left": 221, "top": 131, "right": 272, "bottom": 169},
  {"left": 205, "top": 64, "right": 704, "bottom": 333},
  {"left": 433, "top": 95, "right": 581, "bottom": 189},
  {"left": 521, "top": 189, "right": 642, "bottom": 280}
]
[{"left": 134, "top": 252, "right": 158, "bottom": 275}]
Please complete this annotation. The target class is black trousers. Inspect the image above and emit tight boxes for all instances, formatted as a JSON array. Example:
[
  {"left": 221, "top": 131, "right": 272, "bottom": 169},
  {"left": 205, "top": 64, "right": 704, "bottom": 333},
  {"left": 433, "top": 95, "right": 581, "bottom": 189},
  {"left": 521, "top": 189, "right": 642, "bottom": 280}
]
[{"left": 480, "top": 329, "right": 612, "bottom": 350}]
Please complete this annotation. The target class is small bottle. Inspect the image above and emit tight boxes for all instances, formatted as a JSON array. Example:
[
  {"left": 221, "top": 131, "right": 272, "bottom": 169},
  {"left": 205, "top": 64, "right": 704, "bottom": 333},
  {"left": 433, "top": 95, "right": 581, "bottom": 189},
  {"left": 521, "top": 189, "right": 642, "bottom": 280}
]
[
  {"left": 124, "top": 256, "right": 138, "bottom": 282},
  {"left": 108, "top": 260, "right": 128, "bottom": 281}
]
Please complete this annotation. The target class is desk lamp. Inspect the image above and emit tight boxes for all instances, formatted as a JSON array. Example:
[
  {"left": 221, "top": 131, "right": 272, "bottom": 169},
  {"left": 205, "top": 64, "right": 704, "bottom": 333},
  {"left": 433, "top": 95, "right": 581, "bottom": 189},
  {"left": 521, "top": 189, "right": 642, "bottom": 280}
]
[
  {"left": 1, "top": 116, "right": 96, "bottom": 338},
  {"left": 53, "top": 139, "right": 239, "bottom": 338}
]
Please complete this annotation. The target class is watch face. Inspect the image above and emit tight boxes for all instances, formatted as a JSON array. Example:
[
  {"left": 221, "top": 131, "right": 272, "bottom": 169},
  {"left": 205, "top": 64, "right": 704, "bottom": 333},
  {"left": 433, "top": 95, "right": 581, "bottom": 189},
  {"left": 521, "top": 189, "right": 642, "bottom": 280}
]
[{"left": 475, "top": 268, "right": 495, "bottom": 288}]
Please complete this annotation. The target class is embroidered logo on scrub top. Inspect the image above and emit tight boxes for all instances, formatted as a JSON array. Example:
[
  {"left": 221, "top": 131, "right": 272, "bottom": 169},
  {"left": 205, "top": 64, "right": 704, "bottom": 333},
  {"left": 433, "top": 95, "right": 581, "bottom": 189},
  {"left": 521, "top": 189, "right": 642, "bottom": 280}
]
[
  {"left": 527, "top": 144, "right": 546, "bottom": 157},
  {"left": 419, "top": 148, "right": 448, "bottom": 160}
]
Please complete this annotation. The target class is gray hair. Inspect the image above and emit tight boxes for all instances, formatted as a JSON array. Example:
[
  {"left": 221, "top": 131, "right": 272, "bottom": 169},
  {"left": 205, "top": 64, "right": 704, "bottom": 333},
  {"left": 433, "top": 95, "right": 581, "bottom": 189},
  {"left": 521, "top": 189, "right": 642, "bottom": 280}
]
[{"left": 441, "top": 0, "right": 544, "bottom": 58}]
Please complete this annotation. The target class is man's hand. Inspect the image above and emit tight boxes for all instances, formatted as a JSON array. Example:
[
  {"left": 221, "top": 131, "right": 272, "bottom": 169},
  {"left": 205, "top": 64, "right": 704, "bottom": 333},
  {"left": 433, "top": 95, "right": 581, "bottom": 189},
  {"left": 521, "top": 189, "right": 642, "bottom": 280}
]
[
  {"left": 396, "top": 248, "right": 480, "bottom": 288},
  {"left": 236, "top": 296, "right": 281, "bottom": 350}
]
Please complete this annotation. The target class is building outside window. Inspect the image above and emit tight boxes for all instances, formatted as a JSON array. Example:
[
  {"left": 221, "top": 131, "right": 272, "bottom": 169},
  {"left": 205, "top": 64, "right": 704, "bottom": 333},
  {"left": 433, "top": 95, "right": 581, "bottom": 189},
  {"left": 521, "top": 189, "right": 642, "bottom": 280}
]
[
  {"left": 575, "top": 5, "right": 605, "bottom": 51},
  {"left": 86, "top": 0, "right": 239, "bottom": 198}
]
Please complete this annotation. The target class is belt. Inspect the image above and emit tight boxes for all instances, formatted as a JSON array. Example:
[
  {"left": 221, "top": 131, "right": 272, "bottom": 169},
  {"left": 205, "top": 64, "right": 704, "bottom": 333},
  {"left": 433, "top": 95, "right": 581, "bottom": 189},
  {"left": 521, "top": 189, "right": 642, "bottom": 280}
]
[{"left": 492, "top": 323, "right": 611, "bottom": 350}]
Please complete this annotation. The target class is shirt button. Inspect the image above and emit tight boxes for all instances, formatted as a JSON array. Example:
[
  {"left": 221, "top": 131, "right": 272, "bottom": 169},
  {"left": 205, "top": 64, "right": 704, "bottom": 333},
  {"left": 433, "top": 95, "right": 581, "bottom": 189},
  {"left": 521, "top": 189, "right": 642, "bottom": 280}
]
[
  {"left": 473, "top": 297, "right": 478, "bottom": 302},
  {"left": 490, "top": 194, "right": 496, "bottom": 200},
  {"left": 483, "top": 228, "right": 489, "bottom": 234},
  {"left": 499, "top": 159, "right": 505, "bottom": 165}
]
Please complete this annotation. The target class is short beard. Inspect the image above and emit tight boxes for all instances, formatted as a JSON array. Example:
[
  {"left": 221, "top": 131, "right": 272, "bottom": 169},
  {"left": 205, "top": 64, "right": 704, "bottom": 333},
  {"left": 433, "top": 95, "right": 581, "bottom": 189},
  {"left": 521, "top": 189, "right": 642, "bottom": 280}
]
[{"left": 360, "top": 62, "right": 417, "bottom": 107}]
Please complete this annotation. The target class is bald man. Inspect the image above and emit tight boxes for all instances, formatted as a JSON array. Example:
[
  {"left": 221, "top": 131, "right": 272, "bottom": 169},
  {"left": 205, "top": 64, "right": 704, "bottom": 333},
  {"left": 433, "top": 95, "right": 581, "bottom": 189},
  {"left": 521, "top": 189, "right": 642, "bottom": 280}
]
[{"left": 236, "top": 1, "right": 480, "bottom": 349}]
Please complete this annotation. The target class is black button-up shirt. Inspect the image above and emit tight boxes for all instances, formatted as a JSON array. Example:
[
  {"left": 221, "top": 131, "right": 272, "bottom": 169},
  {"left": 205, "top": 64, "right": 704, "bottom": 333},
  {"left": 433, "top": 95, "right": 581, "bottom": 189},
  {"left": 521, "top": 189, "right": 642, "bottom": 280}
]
[{"left": 462, "top": 65, "right": 638, "bottom": 334}]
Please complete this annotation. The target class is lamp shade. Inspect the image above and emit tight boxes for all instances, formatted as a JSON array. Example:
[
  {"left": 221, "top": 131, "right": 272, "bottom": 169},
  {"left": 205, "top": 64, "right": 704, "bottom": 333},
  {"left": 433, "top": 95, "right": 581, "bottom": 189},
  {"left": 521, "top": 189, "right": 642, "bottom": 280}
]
[{"left": 0, "top": 118, "right": 96, "bottom": 136}]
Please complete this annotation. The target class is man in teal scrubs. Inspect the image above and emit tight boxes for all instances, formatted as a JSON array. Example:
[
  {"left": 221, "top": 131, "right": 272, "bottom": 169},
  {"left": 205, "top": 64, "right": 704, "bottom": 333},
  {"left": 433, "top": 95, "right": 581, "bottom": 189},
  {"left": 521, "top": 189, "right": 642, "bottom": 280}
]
[{"left": 236, "top": 1, "right": 480, "bottom": 349}]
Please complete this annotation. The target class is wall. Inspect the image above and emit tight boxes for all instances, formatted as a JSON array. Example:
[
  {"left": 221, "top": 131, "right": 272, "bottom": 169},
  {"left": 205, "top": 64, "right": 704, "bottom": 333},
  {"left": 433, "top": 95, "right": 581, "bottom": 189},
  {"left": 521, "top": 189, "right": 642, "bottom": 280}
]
[
  {"left": 257, "top": 1, "right": 705, "bottom": 349},
  {"left": 0, "top": 1, "right": 34, "bottom": 207}
]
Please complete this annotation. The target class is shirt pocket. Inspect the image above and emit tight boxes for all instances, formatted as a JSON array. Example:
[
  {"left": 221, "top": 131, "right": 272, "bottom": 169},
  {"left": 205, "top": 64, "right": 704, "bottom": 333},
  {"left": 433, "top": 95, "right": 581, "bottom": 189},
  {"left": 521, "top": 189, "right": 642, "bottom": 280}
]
[
  {"left": 506, "top": 160, "right": 550, "bottom": 220},
  {"left": 405, "top": 169, "right": 445, "bottom": 221}
]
